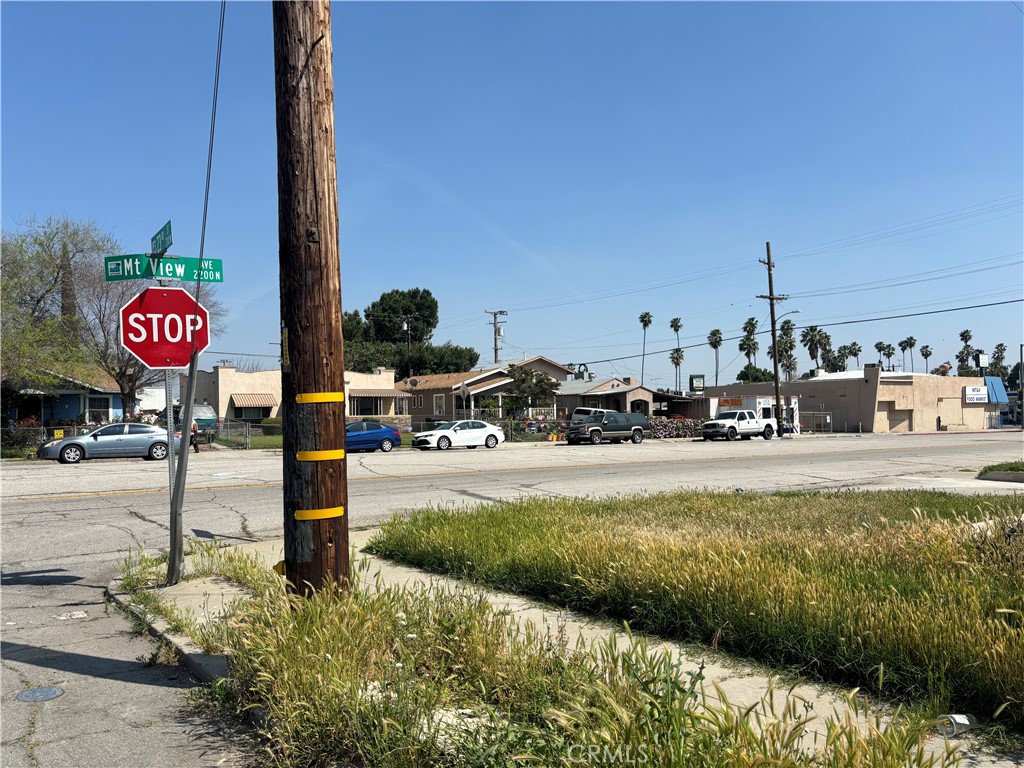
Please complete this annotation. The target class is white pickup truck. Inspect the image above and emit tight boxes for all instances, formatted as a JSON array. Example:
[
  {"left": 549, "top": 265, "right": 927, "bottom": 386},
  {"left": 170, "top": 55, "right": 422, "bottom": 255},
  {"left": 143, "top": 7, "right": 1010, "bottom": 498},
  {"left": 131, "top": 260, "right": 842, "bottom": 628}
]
[{"left": 701, "top": 410, "right": 776, "bottom": 441}]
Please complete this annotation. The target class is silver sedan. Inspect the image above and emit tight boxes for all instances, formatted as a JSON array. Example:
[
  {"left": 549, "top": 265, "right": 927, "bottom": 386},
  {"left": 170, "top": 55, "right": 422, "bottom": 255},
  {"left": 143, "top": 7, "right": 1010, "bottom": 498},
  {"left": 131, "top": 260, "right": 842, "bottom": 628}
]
[{"left": 37, "top": 423, "right": 183, "bottom": 464}]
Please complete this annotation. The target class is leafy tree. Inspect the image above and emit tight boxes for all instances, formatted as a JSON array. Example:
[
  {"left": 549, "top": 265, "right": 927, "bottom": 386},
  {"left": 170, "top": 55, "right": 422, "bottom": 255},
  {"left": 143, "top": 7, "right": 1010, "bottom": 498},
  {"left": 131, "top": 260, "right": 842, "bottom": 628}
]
[
  {"left": 919, "top": 345, "right": 933, "bottom": 372},
  {"left": 419, "top": 342, "right": 479, "bottom": 376},
  {"left": 364, "top": 288, "right": 438, "bottom": 344},
  {"left": 669, "top": 348, "right": 684, "bottom": 393},
  {"left": 342, "top": 309, "right": 367, "bottom": 342},
  {"left": 736, "top": 364, "right": 773, "bottom": 383},
  {"left": 1, "top": 217, "right": 227, "bottom": 414},
  {"left": 799, "top": 325, "right": 826, "bottom": 367},
  {"left": 639, "top": 312, "right": 653, "bottom": 387},
  {"left": 707, "top": 329, "right": 723, "bottom": 386},
  {"left": 502, "top": 363, "right": 559, "bottom": 419},
  {"left": 669, "top": 317, "right": 682, "bottom": 390},
  {"left": 1007, "top": 361, "right": 1022, "bottom": 390}
]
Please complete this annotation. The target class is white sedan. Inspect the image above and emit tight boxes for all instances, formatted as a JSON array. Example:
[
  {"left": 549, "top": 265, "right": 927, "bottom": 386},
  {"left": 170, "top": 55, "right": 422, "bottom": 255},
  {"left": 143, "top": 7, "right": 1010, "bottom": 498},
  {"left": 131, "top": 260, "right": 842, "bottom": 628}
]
[{"left": 412, "top": 419, "right": 505, "bottom": 451}]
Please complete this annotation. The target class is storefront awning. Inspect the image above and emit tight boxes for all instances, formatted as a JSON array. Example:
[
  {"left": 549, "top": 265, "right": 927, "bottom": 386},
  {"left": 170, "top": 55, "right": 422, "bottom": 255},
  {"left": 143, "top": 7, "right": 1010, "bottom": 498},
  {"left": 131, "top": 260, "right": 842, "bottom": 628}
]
[
  {"left": 348, "top": 389, "right": 411, "bottom": 398},
  {"left": 230, "top": 393, "right": 278, "bottom": 408}
]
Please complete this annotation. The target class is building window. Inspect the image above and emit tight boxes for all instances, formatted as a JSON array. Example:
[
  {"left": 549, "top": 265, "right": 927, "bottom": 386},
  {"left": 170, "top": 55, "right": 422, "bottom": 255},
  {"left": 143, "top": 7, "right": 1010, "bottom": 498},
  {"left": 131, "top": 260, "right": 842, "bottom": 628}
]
[
  {"left": 352, "top": 397, "right": 381, "bottom": 416},
  {"left": 233, "top": 406, "right": 272, "bottom": 422},
  {"left": 395, "top": 398, "right": 408, "bottom": 416},
  {"left": 87, "top": 396, "right": 110, "bottom": 423},
  {"left": 433, "top": 394, "right": 445, "bottom": 416}
]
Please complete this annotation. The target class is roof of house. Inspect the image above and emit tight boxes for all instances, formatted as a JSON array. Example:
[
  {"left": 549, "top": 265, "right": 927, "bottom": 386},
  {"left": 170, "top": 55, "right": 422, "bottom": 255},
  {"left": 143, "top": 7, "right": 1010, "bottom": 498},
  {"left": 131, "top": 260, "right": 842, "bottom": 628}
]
[
  {"left": 556, "top": 377, "right": 623, "bottom": 395},
  {"left": 397, "top": 369, "right": 502, "bottom": 392},
  {"left": 44, "top": 364, "right": 120, "bottom": 393}
]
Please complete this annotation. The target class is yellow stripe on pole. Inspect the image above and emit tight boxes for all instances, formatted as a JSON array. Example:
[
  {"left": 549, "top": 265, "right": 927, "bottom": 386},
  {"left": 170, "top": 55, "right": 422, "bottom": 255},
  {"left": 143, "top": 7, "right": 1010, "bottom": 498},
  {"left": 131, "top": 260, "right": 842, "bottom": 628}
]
[
  {"left": 295, "top": 506, "right": 345, "bottom": 521},
  {"left": 296, "top": 448, "right": 346, "bottom": 462},
  {"left": 296, "top": 392, "right": 345, "bottom": 404}
]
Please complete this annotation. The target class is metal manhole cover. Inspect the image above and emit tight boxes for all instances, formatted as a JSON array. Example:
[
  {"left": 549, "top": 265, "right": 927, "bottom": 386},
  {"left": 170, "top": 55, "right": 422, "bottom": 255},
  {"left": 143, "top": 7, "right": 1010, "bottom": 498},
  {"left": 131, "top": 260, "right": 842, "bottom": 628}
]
[{"left": 17, "top": 687, "right": 65, "bottom": 702}]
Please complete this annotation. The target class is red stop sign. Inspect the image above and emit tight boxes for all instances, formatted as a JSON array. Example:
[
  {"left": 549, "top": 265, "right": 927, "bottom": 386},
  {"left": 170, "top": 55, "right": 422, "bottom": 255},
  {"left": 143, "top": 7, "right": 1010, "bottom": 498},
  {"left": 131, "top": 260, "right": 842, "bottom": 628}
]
[{"left": 120, "top": 287, "right": 210, "bottom": 369}]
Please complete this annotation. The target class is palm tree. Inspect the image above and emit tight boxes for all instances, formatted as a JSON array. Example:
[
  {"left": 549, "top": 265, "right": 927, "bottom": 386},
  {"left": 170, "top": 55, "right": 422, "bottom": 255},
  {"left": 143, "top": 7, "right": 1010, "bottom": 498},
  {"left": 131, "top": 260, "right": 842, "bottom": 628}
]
[
  {"left": 707, "top": 329, "right": 723, "bottom": 386},
  {"left": 882, "top": 343, "right": 896, "bottom": 371},
  {"left": 919, "top": 344, "right": 933, "bottom": 372},
  {"left": 639, "top": 311, "right": 653, "bottom": 387},
  {"left": 738, "top": 335, "right": 758, "bottom": 367},
  {"left": 669, "top": 348, "right": 684, "bottom": 393},
  {"left": 899, "top": 336, "right": 917, "bottom": 372},
  {"left": 836, "top": 344, "right": 850, "bottom": 372},
  {"left": 669, "top": 317, "right": 682, "bottom": 390},
  {"left": 742, "top": 317, "right": 759, "bottom": 367},
  {"left": 847, "top": 341, "right": 862, "bottom": 367},
  {"left": 874, "top": 341, "right": 886, "bottom": 364},
  {"left": 782, "top": 351, "right": 799, "bottom": 382},
  {"left": 956, "top": 329, "right": 974, "bottom": 373},
  {"left": 800, "top": 325, "right": 822, "bottom": 366}
]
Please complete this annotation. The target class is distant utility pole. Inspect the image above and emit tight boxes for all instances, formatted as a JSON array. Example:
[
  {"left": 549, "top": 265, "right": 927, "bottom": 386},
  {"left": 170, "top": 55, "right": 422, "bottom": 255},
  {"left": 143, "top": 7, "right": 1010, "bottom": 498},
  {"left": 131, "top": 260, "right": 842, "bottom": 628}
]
[
  {"left": 485, "top": 309, "right": 507, "bottom": 364},
  {"left": 402, "top": 317, "right": 413, "bottom": 378},
  {"left": 757, "top": 242, "right": 788, "bottom": 433},
  {"left": 273, "top": 0, "right": 348, "bottom": 595}
]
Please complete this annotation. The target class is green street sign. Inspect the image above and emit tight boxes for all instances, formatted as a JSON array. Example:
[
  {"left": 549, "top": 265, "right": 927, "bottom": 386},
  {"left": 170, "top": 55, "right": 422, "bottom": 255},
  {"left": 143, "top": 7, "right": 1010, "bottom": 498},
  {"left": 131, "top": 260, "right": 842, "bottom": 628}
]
[
  {"left": 105, "top": 254, "right": 224, "bottom": 283},
  {"left": 151, "top": 220, "right": 172, "bottom": 254}
]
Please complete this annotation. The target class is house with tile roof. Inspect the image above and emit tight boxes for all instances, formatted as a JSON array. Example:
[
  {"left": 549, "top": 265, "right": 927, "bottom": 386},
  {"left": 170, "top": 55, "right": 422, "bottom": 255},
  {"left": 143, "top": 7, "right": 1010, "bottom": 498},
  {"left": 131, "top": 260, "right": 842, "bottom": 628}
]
[{"left": 398, "top": 356, "right": 574, "bottom": 427}]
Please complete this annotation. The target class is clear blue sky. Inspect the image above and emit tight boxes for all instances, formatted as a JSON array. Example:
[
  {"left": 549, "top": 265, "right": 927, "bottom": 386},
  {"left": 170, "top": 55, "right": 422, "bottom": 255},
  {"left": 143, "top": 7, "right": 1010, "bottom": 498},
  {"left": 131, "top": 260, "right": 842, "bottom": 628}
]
[{"left": 3, "top": 1, "right": 1022, "bottom": 387}]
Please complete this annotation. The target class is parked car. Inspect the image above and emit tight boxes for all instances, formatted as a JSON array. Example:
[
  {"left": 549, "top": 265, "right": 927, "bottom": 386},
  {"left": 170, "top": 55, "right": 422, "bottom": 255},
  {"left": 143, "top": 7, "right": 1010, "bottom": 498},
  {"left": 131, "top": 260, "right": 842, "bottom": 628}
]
[
  {"left": 37, "top": 423, "right": 183, "bottom": 464},
  {"left": 565, "top": 411, "right": 650, "bottom": 445},
  {"left": 345, "top": 420, "right": 401, "bottom": 453},
  {"left": 412, "top": 420, "right": 505, "bottom": 451}
]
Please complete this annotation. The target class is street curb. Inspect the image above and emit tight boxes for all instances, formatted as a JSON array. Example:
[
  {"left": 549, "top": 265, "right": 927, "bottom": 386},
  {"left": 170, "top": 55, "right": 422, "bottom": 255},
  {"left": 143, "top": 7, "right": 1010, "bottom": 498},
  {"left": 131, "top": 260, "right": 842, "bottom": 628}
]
[{"left": 105, "top": 578, "right": 226, "bottom": 684}]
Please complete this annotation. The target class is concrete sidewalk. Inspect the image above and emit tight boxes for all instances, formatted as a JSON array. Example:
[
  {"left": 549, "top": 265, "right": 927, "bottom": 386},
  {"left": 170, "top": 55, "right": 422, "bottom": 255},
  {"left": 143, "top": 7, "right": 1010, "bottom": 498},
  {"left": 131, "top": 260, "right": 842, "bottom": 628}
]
[{"left": 107, "top": 528, "right": 1017, "bottom": 767}]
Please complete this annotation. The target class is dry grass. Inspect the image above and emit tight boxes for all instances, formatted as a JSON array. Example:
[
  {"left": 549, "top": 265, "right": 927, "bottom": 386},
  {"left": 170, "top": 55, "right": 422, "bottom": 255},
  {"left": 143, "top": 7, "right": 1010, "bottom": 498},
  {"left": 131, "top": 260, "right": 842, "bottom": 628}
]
[{"left": 367, "top": 490, "right": 1024, "bottom": 732}]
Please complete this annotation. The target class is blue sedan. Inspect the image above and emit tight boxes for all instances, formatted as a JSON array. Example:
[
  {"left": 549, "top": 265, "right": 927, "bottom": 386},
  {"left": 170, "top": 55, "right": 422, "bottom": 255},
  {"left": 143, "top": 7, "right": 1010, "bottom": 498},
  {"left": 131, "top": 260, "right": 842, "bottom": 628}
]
[
  {"left": 37, "top": 423, "right": 183, "bottom": 464},
  {"left": 344, "top": 420, "right": 402, "bottom": 453}
]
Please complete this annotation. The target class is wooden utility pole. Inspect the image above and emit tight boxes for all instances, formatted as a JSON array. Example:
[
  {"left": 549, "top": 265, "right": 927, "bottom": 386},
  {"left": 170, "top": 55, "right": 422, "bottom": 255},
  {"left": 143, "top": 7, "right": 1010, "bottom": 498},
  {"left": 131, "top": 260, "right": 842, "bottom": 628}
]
[
  {"left": 485, "top": 309, "right": 507, "bottom": 364},
  {"left": 757, "top": 242, "right": 788, "bottom": 434},
  {"left": 273, "top": 0, "right": 348, "bottom": 595}
]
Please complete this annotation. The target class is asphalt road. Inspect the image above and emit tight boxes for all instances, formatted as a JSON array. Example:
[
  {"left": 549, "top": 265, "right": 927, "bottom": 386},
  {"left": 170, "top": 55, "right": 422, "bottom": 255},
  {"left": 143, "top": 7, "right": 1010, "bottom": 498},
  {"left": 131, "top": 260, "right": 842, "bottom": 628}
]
[{"left": 2, "top": 431, "right": 1021, "bottom": 767}]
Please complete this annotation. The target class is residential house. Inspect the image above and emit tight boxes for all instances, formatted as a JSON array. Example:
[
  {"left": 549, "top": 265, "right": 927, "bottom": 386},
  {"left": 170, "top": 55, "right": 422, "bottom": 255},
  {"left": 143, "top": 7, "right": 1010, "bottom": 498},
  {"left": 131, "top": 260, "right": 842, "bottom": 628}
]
[
  {"left": 2, "top": 364, "right": 125, "bottom": 425},
  {"left": 399, "top": 356, "right": 574, "bottom": 427},
  {"left": 555, "top": 375, "right": 658, "bottom": 417}
]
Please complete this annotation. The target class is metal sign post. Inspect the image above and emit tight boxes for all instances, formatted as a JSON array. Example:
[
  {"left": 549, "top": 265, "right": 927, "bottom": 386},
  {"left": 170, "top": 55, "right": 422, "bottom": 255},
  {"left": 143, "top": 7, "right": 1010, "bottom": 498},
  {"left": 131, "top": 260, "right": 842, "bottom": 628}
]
[{"left": 164, "top": 369, "right": 175, "bottom": 500}]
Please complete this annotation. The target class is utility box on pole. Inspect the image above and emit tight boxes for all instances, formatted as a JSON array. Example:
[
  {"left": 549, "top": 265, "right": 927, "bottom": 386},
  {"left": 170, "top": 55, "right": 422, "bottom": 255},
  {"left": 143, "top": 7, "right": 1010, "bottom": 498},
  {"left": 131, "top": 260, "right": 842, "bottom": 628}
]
[{"left": 273, "top": 0, "right": 349, "bottom": 595}]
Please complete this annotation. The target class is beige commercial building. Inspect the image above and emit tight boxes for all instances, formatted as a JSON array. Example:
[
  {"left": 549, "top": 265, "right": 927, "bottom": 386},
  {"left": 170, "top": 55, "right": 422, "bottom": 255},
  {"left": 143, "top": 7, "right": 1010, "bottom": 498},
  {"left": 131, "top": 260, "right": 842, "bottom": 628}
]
[{"left": 699, "top": 366, "right": 1003, "bottom": 433}]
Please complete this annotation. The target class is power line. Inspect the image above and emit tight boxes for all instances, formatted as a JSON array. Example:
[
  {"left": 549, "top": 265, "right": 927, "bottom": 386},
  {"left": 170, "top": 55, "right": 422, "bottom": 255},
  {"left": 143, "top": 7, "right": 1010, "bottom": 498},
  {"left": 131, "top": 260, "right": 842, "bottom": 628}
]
[{"left": 575, "top": 298, "right": 1023, "bottom": 366}]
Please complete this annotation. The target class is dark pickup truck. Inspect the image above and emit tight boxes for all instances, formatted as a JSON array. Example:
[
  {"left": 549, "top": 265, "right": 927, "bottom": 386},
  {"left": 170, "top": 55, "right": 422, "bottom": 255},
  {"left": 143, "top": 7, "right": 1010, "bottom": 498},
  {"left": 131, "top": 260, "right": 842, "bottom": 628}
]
[{"left": 565, "top": 411, "right": 650, "bottom": 445}]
